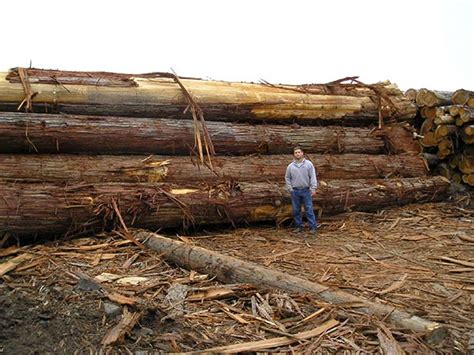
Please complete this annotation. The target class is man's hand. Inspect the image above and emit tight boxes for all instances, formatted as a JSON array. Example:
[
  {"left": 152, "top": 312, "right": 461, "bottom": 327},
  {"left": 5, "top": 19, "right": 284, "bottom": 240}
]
[{"left": 311, "top": 190, "right": 316, "bottom": 196}]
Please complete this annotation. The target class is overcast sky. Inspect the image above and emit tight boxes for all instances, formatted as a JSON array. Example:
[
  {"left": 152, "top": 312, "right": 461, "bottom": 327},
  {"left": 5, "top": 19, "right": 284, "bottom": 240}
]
[{"left": 1, "top": 0, "right": 472, "bottom": 91}]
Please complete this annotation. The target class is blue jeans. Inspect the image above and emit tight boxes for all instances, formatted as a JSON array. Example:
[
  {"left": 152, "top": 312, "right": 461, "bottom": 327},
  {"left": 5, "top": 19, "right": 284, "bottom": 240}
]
[{"left": 291, "top": 188, "right": 317, "bottom": 230}]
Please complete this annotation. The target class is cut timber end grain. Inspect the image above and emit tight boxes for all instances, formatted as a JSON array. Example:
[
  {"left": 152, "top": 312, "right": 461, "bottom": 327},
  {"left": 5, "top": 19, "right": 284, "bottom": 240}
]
[{"left": 452, "top": 89, "right": 474, "bottom": 105}]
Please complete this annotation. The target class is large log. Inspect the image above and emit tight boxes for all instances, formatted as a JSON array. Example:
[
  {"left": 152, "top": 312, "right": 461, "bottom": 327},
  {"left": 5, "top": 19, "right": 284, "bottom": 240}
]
[
  {"left": 136, "top": 231, "right": 446, "bottom": 341},
  {"left": 0, "top": 112, "right": 387, "bottom": 155},
  {"left": 0, "top": 177, "right": 450, "bottom": 237},
  {"left": 0, "top": 69, "right": 416, "bottom": 124},
  {"left": 0, "top": 154, "right": 428, "bottom": 184}
]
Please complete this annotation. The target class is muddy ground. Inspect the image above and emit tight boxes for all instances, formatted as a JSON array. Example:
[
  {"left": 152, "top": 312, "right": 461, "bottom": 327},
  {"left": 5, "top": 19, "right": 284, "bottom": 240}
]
[{"left": 0, "top": 201, "right": 473, "bottom": 354}]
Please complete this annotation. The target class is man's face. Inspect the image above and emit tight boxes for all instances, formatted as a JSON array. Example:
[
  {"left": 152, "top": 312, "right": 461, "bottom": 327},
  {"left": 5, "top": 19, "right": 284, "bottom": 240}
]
[{"left": 293, "top": 149, "right": 304, "bottom": 160}]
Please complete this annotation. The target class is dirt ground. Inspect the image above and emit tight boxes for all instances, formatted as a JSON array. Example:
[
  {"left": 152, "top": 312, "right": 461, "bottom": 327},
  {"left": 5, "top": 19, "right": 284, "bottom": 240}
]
[{"left": 0, "top": 201, "right": 473, "bottom": 354}]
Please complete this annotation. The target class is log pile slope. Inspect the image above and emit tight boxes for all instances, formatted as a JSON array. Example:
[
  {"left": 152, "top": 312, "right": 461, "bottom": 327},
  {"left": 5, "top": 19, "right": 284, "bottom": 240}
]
[
  {"left": 0, "top": 68, "right": 447, "bottom": 238},
  {"left": 406, "top": 87, "right": 474, "bottom": 186}
]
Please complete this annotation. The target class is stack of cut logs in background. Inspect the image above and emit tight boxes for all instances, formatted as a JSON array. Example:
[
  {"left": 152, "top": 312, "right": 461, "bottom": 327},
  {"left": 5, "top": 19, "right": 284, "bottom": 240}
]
[
  {"left": 406, "top": 88, "right": 474, "bottom": 186},
  {"left": 0, "top": 68, "right": 450, "bottom": 240}
]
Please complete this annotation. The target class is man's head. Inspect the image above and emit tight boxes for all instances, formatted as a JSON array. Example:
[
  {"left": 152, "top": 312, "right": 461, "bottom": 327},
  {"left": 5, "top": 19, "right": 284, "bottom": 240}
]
[{"left": 293, "top": 146, "right": 304, "bottom": 160}]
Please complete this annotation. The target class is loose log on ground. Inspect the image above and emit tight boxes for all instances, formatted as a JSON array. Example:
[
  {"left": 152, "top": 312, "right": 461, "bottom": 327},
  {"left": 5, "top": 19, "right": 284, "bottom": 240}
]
[
  {"left": 0, "top": 69, "right": 416, "bottom": 124},
  {"left": 0, "top": 112, "right": 386, "bottom": 155},
  {"left": 0, "top": 154, "right": 428, "bottom": 184},
  {"left": 135, "top": 231, "right": 447, "bottom": 341},
  {"left": 0, "top": 177, "right": 450, "bottom": 238}
]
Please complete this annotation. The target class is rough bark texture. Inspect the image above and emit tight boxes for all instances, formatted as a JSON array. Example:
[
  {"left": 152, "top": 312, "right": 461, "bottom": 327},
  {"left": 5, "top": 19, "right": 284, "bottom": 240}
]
[
  {"left": 0, "top": 69, "right": 416, "bottom": 124},
  {"left": 0, "top": 154, "right": 428, "bottom": 184},
  {"left": 373, "top": 124, "right": 422, "bottom": 154},
  {"left": 0, "top": 112, "right": 386, "bottom": 155},
  {"left": 137, "top": 231, "right": 446, "bottom": 340},
  {"left": 0, "top": 177, "right": 450, "bottom": 238}
]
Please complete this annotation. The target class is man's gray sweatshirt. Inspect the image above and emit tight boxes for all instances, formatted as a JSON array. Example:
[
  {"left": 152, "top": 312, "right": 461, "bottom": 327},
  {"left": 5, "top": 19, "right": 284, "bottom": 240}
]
[{"left": 285, "top": 158, "right": 318, "bottom": 192}]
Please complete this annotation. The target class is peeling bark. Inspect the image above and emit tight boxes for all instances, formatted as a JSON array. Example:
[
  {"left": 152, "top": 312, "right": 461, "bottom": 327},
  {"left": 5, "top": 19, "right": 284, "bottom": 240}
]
[
  {"left": 0, "top": 69, "right": 416, "bottom": 124},
  {"left": 0, "top": 112, "right": 387, "bottom": 155},
  {"left": 0, "top": 154, "right": 428, "bottom": 184},
  {"left": 0, "top": 177, "right": 449, "bottom": 237}
]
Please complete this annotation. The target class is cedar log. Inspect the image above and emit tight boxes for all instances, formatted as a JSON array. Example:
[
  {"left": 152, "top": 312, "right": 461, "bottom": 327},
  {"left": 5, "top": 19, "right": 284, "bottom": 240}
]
[
  {"left": 136, "top": 231, "right": 447, "bottom": 341},
  {"left": 0, "top": 177, "right": 450, "bottom": 237},
  {"left": 0, "top": 69, "right": 416, "bottom": 124},
  {"left": 0, "top": 112, "right": 386, "bottom": 155},
  {"left": 0, "top": 154, "right": 428, "bottom": 184}
]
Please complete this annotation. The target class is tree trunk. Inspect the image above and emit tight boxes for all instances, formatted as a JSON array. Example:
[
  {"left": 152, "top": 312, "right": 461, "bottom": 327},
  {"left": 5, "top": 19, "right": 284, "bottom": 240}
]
[
  {"left": 415, "top": 89, "right": 453, "bottom": 107},
  {"left": 404, "top": 88, "right": 417, "bottom": 101},
  {"left": 434, "top": 115, "right": 455, "bottom": 126},
  {"left": 452, "top": 89, "right": 474, "bottom": 105},
  {"left": 458, "top": 107, "right": 474, "bottom": 124},
  {"left": 434, "top": 125, "right": 456, "bottom": 140},
  {"left": 136, "top": 231, "right": 446, "bottom": 341},
  {"left": 0, "top": 177, "right": 449, "bottom": 238},
  {"left": 0, "top": 69, "right": 416, "bottom": 124},
  {"left": 462, "top": 174, "right": 474, "bottom": 186},
  {"left": 0, "top": 154, "right": 428, "bottom": 184},
  {"left": 0, "top": 112, "right": 386, "bottom": 155},
  {"left": 459, "top": 146, "right": 474, "bottom": 174},
  {"left": 420, "top": 106, "right": 437, "bottom": 120},
  {"left": 437, "top": 138, "right": 454, "bottom": 159}
]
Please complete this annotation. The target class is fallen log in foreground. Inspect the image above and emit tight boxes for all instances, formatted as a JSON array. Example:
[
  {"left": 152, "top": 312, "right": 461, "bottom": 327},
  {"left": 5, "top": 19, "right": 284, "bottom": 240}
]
[
  {"left": 0, "top": 177, "right": 449, "bottom": 237},
  {"left": 0, "top": 154, "right": 428, "bottom": 184},
  {"left": 0, "top": 112, "right": 407, "bottom": 155},
  {"left": 136, "top": 231, "right": 446, "bottom": 342},
  {"left": 0, "top": 69, "right": 416, "bottom": 123}
]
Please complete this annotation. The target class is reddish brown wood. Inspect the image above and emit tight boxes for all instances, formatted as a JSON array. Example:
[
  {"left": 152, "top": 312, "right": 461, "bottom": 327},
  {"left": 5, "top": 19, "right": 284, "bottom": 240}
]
[
  {"left": 0, "top": 177, "right": 450, "bottom": 237},
  {"left": 0, "top": 112, "right": 386, "bottom": 155},
  {"left": 0, "top": 154, "right": 428, "bottom": 184}
]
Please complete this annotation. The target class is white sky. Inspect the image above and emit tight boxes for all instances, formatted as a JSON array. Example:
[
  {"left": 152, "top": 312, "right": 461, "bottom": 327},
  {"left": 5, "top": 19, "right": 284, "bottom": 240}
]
[{"left": 1, "top": 0, "right": 473, "bottom": 91}]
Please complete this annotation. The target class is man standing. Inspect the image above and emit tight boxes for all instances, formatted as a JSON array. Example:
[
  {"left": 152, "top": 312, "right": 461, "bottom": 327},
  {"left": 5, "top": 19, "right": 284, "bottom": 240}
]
[{"left": 285, "top": 146, "right": 318, "bottom": 234}]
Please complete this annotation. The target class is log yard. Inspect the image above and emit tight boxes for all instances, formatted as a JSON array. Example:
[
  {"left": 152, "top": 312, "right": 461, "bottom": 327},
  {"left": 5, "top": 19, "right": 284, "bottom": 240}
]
[{"left": 0, "top": 67, "right": 472, "bottom": 353}]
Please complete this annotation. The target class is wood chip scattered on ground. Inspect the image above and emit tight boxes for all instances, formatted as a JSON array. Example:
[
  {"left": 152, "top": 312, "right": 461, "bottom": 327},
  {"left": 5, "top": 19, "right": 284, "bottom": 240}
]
[{"left": 0, "top": 201, "right": 472, "bottom": 353}]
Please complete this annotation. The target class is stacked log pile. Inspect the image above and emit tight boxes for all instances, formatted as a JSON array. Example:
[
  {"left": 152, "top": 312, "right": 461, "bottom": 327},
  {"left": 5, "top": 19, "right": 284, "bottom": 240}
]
[
  {"left": 408, "top": 88, "right": 474, "bottom": 186},
  {"left": 0, "top": 68, "right": 449, "bottom": 238}
]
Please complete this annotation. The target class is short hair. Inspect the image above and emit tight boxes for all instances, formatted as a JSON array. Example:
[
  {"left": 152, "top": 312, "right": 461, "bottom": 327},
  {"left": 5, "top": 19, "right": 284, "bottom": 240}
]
[{"left": 293, "top": 146, "right": 304, "bottom": 153}]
